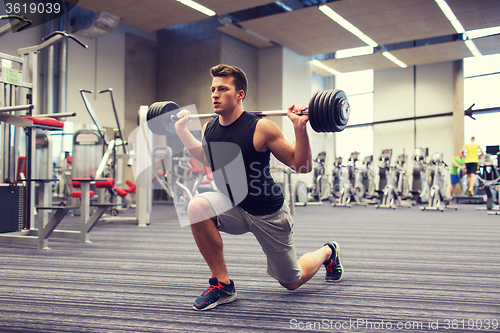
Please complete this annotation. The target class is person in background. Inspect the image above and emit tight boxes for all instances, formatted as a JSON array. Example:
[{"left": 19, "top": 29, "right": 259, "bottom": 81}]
[
  {"left": 449, "top": 150, "right": 465, "bottom": 199},
  {"left": 460, "top": 137, "right": 484, "bottom": 196}
]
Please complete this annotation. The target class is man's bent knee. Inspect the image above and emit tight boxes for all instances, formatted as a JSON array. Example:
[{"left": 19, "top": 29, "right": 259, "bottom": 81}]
[
  {"left": 187, "top": 197, "right": 216, "bottom": 225},
  {"left": 279, "top": 280, "right": 301, "bottom": 291}
]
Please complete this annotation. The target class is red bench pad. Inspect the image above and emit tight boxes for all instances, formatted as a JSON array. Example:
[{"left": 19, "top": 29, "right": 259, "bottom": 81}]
[
  {"left": 95, "top": 178, "right": 115, "bottom": 188},
  {"left": 72, "top": 190, "right": 95, "bottom": 198},
  {"left": 23, "top": 116, "right": 64, "bottom": 128}
]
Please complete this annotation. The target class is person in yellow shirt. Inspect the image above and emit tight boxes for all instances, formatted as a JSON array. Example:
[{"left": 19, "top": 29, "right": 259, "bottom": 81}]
[{"left": 460, "top": 137, "right": 484, "bottom": 196}]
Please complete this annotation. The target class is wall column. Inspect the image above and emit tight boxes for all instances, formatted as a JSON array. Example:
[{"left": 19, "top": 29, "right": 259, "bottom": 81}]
[{"left": 452, "top": 59, "right": 464, "bottom": 155}]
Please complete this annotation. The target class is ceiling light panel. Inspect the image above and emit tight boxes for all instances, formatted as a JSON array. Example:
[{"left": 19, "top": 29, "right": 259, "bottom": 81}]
[
  {"left": 335, "top": 46, "right": 374, "bottom": 59},
  {"left": 467, "top": 26, "right": 500, "bottom": 39},
  {"left": 197, "top": 0, "right": 281, "bottom": 16},
  {"left": 177, "top": 0, "right": 216, "bottom": 16},
  {"left": 321, "top": 0, "right": 456, "bottom": 46},
  {"left": 318, "top": 5, "right": 378, "bottom": 47},
  {"left": 240, "top": 7, "right": 365, "bottom": 56}
]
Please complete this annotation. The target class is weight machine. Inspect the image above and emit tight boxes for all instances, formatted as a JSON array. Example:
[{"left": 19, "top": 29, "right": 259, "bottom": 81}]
[
  {"left": 0, "top": 15, "right": 32, "bottom": 37},
  {"left": 78, "top": 89, "right": 139, "bottom": 220},
  {"left": 0, "top": 31, "right": 87, "bottom": 249}
]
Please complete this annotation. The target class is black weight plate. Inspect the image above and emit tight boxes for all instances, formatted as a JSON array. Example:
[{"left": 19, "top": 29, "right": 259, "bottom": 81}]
[
  {"left": 329, "top": 89, "right": 343, "bottom": 132},
  {"left": 313, "top": 90, "right": 328, "bottom": 133},
  {"left": 331, "top": 89, "right": 346, "bottom": 132},
  {"left": 308, "top": 90, "right": 321, "bottom": 133},
  {"left": 328, "top": 89, "right": 341, "bottom": 132},
  {"left": 148, "top": 102, "right": 168, "bottom": 135},
  {"left": 321, "top": 89, "right": 337, "bottom": 132},
  {"left": 319, "top": 90, "right": 333, "bottom": 132},
  {"left": 147, "top": 103, "right": 159, "bottom": 134},
  {"left": 318, "top": 90, "right": 331, "bottom": 132},
  {"left": 154, "top": 102, "right": 167, "bottom": 135},
  {"left": 317, "top": 89, "right": 330, "bottom": 132},
  {"left": 160, "top": 101, "right": 181, "bottom": 135},
  {"left": 146, "top": 103, "right": 154, "bottom": 123},
  {"left": 333, "top": 90, "right": 349, "bottom": 131}
]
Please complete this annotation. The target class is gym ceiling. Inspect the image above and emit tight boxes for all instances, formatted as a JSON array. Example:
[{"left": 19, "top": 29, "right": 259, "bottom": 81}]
[{"left": 77, "top": 0, "right": 500, "bottom": 74}]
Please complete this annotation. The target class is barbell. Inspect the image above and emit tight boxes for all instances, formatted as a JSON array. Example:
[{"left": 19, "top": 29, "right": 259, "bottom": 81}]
[{"left": 146, "top": 89, "right": 350, "bottom": 135}]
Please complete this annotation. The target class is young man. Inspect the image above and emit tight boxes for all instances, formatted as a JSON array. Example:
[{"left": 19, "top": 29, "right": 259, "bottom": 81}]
[
  {"left": 174, "top": 64, "right": 343, "bottom": 311},
  {"left": 460, "top": 137, "right": 484, "bottom": 196}
]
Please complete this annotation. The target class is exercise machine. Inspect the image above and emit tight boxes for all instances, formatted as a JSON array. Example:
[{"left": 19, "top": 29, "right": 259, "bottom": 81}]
[
  {"left": 408, "top": 148, "right": 428, "bottom": 203},
  {"left": 307, "top": 151, "right": 330, "bottom": 204},
  {"left": 330, "top": 156, "right": 343, "bottom": 200},
  {"left": 361, "top": 155, "right": 378, "bottom": 204},
  {"left": 333, "top": 151, "right": 367, "bottom": 207},
  {"left": 476, "top": 147, "right": 500, "bottom": 215},
  {"left": 375, "top": 149, "right": 411, "bottom": 209},
  {"left": 421, "top": 153, "right": 457, "bottom": 211}
]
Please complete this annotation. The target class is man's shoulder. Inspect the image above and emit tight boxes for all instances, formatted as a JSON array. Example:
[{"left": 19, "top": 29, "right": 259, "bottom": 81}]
[{"left": 254, "top": 117, "right": 280, "bottom": 133}]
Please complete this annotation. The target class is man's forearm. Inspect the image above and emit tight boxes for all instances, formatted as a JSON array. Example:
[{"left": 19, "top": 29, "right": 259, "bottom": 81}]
[
  {"left": 176, "top": 127, "right": 208, "bottom": 165},
  {"left": 293, "top": 123, "right": 312, "bottom": 173}
]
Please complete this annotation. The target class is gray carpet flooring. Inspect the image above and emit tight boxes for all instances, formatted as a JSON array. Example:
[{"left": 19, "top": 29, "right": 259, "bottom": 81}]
[{"left": 0, "top": 202, "right": 499, "bottom": 332}]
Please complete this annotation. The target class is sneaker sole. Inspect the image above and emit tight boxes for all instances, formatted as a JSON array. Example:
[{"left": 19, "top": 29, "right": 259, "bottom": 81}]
[
  {"left": 192, "top": 292, "right": 237, "bottom": 311},
  {"left": 325, "top": 264, "right": 343, "bottom": 283}
]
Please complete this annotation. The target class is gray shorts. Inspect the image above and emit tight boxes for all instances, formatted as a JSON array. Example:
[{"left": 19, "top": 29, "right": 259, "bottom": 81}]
[{"left": 196, "top": 191, "right": 302, "bottom": 284}]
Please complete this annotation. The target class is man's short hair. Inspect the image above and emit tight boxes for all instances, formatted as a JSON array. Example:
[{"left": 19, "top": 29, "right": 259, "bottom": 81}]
[{"left": 210, "top": 64, "right": 248, "bottom": 100}]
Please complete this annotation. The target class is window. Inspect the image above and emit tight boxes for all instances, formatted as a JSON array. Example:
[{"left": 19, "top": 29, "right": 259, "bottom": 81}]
[
  {"left": 464, "top": 54, "right": 500, "bottom": 148},
  {"left": 334, "top": 69, "right": 374, "bottom": 161}
]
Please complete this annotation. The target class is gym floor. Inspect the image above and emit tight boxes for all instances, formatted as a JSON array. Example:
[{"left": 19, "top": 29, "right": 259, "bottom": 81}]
[{"left": 0, "top": 203, "right": 498, "bottom": 332}]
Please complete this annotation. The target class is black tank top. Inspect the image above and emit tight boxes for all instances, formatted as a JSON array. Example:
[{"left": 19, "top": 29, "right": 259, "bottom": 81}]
[{"left": 203, "top": 111, "right": 284, "bottom": 215}]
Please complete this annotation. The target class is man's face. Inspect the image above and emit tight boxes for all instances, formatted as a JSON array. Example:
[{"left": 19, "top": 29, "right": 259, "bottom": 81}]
[{"left": 211, "top": 76, "right": 243, "bottom": 115}]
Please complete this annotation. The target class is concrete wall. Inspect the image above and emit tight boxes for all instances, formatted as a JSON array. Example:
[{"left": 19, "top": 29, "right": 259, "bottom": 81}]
[
  {"left": 123, "top": 33, "right": 157, "bottom": 182},
  {"left": 157, "top": 18, "right": 221, "bottom": 119},
  {"left": 221, "top": 34, "right": 259, "bottom": 112},
  {"left": 66, "top": 10, "right": 156, "bottom": 130}
]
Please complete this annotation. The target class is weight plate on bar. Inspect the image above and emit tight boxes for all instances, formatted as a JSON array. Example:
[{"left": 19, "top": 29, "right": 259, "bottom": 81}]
[
  {"left": 308, "top": 90, "right": 321, "bottom": 133},
  {"left": 333, "top": 90, "right": 349, "bottom": 131},
  {"left": 148, "top": 101, "right": 180, "bottom": 135},
  {"left": 313, "top": 90, "right": 328, "bottom": 133},
  {"left": 322, "top": 89, "right": 336, "bottom": 133}
]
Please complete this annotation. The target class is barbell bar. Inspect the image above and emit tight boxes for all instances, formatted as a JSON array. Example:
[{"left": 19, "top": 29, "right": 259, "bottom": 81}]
[{"left": 146, "top": 89, "right": 350, "bottom": 135}]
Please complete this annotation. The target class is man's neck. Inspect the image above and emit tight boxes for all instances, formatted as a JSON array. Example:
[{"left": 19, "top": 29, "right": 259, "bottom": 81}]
[{"left": 219, "top": 105, "right": 244, "bottom": 126}]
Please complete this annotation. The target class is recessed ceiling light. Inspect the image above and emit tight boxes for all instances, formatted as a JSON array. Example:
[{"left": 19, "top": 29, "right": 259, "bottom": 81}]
[
  {"left": 382, "top": 52, "right": 407, "bottom": 68},
  {"left": 335, "top": 46, "right": 374, "bottom": 59},
  {"left": 310, "top": 59, "right": 341, "bottom": 75},
  {"left": 318, "top": 5, "right": 378, "bottom": 47},
  {"left": 177, "top": 0, "right": 216, "bottom": 16}
]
